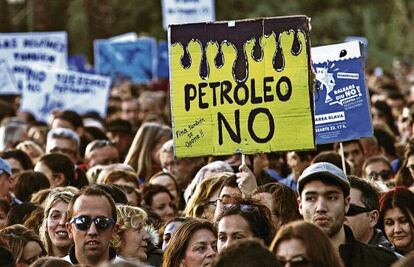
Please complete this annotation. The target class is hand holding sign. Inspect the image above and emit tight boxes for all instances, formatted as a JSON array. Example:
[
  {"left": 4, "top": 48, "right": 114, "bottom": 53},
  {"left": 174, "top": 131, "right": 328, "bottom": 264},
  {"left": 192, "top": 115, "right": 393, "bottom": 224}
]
[{"left": 236, "top": 162, "right": 257, "bottom": 198}]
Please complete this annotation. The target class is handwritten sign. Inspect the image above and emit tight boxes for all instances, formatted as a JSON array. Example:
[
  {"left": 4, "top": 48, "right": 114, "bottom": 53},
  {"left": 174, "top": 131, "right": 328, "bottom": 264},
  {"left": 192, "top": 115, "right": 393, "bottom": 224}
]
[
  {"left": 161, "top": 0, "right": 215, "bottom": 30},
  {"left": 169, "top": 16, "right": 315, "bottom": 157},
  {"left": 0, "top": 31, "right": 68, "bottom": 93},
  {"left": 312, "top": 41, "right": 372, "bottom": 144},
  {"left": 19, "top": 65, "right": 110, "bottom": 122},
  {"left": 94, "top": 37, "right": 157, "bottom": 84},
  {"left": 0, "top": 60, "right": 18, "bottom": 95}
]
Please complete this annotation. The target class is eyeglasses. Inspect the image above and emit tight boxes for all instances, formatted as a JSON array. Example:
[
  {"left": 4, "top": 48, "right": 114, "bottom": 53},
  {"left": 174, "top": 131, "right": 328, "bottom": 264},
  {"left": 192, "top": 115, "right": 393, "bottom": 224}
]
[
  {"left": 346, "top": 204, "right": 373, "bottom": 216},
  {"left": 69, "top": 215, "right": 115, "bottom": 231},
  {"left": 367, "top": 170, "right": 392, "bottom": 181},
  {"left": 86, "top": 140, "right": 116, "bottom": 154},
  {"left": 222, "top": 203, "right": 260, "bottom": 214},
  {"left": 276, "top": 255, "right": 312, "bottom": 267}
]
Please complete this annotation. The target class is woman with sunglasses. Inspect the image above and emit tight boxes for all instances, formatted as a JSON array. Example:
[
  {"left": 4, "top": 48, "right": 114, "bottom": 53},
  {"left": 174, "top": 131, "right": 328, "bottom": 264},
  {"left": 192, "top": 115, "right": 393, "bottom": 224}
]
[
  {"left": 270, "top": 220, "right": 344, "bottom": 267},
  {"left": 379, "top": 187, "right": 414, "bottom": 255},
  {"left": 215, "top": 200, "right": 275, "bottom": 253},
  {"left": 163, "top": 218, "right": 217, "bottom": 267},
  {"left": 113, "top": 204, "right": 150, "bottom": 263},
  {"left": 39, "top": 190, "right": 75, "bottom": 257},
  {"left": 0, "top": 224, "right": 46, "bottom": 266}
]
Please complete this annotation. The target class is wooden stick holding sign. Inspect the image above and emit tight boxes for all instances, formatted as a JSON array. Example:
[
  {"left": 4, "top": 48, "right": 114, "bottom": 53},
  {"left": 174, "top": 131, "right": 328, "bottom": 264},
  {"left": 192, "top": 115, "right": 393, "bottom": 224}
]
[{"left": 339, "top": 142, "right": 347, "bottom": 176}]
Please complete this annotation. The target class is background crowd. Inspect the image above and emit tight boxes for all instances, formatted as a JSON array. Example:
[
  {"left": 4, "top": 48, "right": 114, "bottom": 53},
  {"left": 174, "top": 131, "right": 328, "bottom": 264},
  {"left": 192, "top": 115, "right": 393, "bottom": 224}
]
[{"left": 0, "top": 59, "right": 413, "bottom": 267}]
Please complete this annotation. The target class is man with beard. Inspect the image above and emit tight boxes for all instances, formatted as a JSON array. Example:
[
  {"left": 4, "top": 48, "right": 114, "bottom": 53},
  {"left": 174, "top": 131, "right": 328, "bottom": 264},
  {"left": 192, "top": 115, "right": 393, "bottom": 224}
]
[
  {"left": 64, "top": 185, "right": 123, "bottom": 265},
  {"left": 297, "top": 162, "right": 397, "bottom": 267}
]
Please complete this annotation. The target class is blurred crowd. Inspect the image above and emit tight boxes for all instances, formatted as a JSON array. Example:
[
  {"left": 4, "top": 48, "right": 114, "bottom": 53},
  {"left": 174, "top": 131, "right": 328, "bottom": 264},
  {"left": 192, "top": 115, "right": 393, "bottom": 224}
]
[{"left": 0, "top": 59, "right": 413, "bottom": 266}]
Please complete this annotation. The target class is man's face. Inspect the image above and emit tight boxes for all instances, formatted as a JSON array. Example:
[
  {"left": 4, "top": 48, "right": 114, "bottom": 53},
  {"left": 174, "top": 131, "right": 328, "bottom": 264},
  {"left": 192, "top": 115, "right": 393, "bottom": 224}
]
[
  {"left": 287, "top": 152, "right": 310, "bottom": 178},
  {"left": 299, "top": 180, "right": 349, "bottom": 237},
  {"left": 345, "top": 188, "right": 375, "bottom": 243},
  {"left": 214, "top": 186, "right": 242, "bottom": 221},
  {"left": 52, "top": 118, "right": 75, "bottom": 131},
  {"left": 364, "top": 161, "right": 393, "bottom": 182},
  {"left": 86, "top": 146, "right": 119, "bottom": 168},
  {"left": 343, "top": 143, "right": 364, "bottom": 176},
  {"left": 0, "top": 173, "right": 12, "bottom": 198},
  {"left": 106, "top": 131, "right": 132, "bottom": 157},
  {"left": 46, "top": 138, "right": 78, "bottom": 163},
  {"left": 67, "top": 195, "right": 118, "bottom": 265},
  {"left": 121, "top": 100, "right": 139, "bottom": 127}
]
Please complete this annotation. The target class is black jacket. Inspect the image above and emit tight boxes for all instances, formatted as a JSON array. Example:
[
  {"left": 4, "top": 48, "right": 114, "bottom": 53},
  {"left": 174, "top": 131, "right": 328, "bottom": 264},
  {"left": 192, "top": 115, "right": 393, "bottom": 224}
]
[{"left": 339, "top": 225, "right": 398, "bottom": 267}]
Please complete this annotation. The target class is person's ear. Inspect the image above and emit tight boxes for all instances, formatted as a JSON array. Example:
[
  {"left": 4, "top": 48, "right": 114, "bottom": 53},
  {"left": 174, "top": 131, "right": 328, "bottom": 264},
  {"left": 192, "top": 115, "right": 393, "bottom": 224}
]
[
  {"left": 369, "top": 210, "right": 379, "bottom": 227},
  {"left": 66, "top": 222, "right": 73, "bottom": 239},
  {"left": 344, "top": 195, "right": 351, "bottom": 214},
  {"left": 298, "top": 196, "right": 303, "bottom": 216},
  {"left": 53, "top": 173, "right": 66, "bottom": 187},
  {"left": 112, "top": 223, "right": 120, "bottom": 236}
]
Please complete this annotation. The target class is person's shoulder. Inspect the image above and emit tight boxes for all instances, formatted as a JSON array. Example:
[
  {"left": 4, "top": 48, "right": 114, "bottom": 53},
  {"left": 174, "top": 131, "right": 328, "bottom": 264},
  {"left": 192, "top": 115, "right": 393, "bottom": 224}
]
[{"left": 361, "top": 242, "right": 399, "bottom": 265}]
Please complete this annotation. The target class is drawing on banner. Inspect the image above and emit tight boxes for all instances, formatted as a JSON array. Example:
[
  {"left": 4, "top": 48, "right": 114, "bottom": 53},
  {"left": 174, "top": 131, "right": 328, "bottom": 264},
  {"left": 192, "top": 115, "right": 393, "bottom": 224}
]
[
  {"left": 169, "top": 16, "right": 314, "bottom": 158},
  {"left": 313, "top": 41, "right": 372, "bottom": 144}
]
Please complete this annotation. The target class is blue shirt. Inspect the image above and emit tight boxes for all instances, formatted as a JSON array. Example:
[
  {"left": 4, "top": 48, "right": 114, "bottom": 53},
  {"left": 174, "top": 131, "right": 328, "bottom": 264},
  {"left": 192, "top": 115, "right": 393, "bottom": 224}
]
[{"left": 279, "top": 173, "right": 297, "bottom": 191}]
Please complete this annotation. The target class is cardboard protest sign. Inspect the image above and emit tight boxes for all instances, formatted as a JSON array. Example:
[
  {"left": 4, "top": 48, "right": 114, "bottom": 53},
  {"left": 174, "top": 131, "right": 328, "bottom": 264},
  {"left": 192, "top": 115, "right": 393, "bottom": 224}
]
[
  {"left": 161, "top": 0, "right": 215, "bottom": 30},
  {"left": 19, "top": 65, "right": 111, "bottom": 122},
  {"left": 0, "top": 32, "right": 68, "bottom": 94},
  {"left": 312, "top": 41, "right": 372, "bottom": 144},
  {"left": 0, "top": 60, "right": 18, "bottom": 95},
  {"left": 158, "top": 41, "right": 169, "bottom": 79},
  {"left": 169, "top": 16, "right": 314, "bottom": 158},
  {"left": 94, "top": 37, "right": 157, "bottom": 84}
]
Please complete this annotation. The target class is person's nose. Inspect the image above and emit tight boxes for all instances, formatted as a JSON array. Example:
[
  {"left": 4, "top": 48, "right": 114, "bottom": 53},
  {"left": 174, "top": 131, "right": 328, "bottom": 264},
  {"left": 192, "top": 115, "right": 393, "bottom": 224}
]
[
  {"left": 206, "top": 244, "right": 217, "bottom": 258},
  {"left": 315, "top": 197, "right": 328, "bottom": 213},
  {"left": 142, "top": 228, "right": 150, "bottom": 241},
  {"left": 59, "top": 213, "right": 67, "bottom": 225},
  {"left": 87, "top": 222, "right": 98, "bottom": 235},
  {"left": 394, "top": 221, "right": 403, "bottom": 234}
]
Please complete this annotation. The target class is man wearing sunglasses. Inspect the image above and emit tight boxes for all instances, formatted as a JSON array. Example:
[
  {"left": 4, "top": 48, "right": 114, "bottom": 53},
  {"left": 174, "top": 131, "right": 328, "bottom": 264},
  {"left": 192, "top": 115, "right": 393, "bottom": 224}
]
[
  {"left": 345, "top": 176, "right": 395, "bottom": 251},
  {"left": 298, "top": 162, "right": 397, "bottom": 267},
  {"left": 64, "top": 185, "right": 123, "bottom": 265}
]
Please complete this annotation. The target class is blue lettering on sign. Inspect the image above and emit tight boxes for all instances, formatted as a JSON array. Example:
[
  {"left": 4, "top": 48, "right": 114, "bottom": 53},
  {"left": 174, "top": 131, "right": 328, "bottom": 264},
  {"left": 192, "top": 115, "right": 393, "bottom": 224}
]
[
  {"left": 23, "top": 38, "right": 66, "bottom": 53},
  {"left": 39, "top": 94, "right": 64, "bottom": 116},
  {"left": 0, "top": 38, "right": 17, "bottom": 49},
  {"left": 13, "top": 66, "right": 46, "bottom": 82},
  {"left": 13, "top": 52, "right": 56, "bottom": 63}
]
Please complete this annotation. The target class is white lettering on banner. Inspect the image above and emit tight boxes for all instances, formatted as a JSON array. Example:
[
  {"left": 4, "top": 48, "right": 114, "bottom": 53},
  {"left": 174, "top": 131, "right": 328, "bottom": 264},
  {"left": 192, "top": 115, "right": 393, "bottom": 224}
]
[
  {"left": 337, "top": 72, "right": 359, "bottom": 80},
  {"left": 315, "top": 111, "right": 346, "bottom": 125}
]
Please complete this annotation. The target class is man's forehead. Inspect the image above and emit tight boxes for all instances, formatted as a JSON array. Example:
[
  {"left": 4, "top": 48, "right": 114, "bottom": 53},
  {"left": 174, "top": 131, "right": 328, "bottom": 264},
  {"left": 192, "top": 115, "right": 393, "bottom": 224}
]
[
  {"left": 220, "top": 186, "right": 241, "bottom": 198},
  {"left": 301, "top": 180, "right": 343, "bottom": 194},
  {"left": 73, "top": 195, "right": 112, "bottom": 216},
  {"left": 49, "top": 137, "right": 75, "bottom": 147}
]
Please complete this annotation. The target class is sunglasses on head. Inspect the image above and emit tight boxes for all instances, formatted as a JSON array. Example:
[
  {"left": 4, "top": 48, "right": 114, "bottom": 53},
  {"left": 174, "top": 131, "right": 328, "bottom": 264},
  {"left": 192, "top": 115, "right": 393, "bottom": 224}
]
[
  {"left": 277, "top": 255, "right": 311, "bottom": 267},
  {"left": 70, "top": 215, "right": 115, "bottom": 231},
  {"left": 223, "top": 203, "right": 260, "bottom": 214},
  {"left": 346, "top": 204, "right": 373, "bottom": 216}
]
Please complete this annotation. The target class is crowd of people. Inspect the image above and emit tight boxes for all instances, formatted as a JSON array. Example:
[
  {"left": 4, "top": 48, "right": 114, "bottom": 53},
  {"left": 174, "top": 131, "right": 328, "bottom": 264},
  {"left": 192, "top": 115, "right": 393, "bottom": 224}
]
[{"left": 0, "top": 62, "right": 413, "bottom": 267}]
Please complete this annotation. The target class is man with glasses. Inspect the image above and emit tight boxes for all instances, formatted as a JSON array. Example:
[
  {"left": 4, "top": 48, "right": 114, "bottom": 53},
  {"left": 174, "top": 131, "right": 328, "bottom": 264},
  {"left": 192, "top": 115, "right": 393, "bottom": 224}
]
[
  {"left": 84, "top": 139, "right": 119, "bottom": 168},
  {"left": 46, "top": 127, "right": 80, "bottom": 164},
  {"left": 64, "top": 185, "right": 123, "bottom": 265},
  {"left": 298, "top": 162, "right": 397, "bottom": 267},
  {"left": 362, "top": 156, "right": 394, "bottom": 185},
  {"left": 345, "top": 176, "right": 394, "bottom": 251}
]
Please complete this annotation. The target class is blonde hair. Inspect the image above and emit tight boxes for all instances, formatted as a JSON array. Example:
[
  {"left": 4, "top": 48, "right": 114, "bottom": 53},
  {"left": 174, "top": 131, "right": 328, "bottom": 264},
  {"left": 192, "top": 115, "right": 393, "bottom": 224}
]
[
  {"left": 39, "top": 190, "right": 75, "bottom": 255},
  {"left": 184, "top": 172, "right": 232, "bottom": 218},
  {"left": 124, "top": 122, "right": 171, "bottom": 181},
  {"left": 112, "top": 204, "right": 148, "bottom": 249},
  {"left": 103, "top": 170, "right": 138, "bottom": 186}
]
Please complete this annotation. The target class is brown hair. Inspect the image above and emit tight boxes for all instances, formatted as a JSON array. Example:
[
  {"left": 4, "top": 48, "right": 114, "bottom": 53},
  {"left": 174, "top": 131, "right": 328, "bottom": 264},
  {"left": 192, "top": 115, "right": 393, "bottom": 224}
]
[
  {"left": 102, "top": 170, "right": 138, "bottom": 187},
  {"left": 162, "top": 219, "right": 216, "bottom": 267},
  {"left": 270, "top": 221, "right": 344, "bottom": 267}
]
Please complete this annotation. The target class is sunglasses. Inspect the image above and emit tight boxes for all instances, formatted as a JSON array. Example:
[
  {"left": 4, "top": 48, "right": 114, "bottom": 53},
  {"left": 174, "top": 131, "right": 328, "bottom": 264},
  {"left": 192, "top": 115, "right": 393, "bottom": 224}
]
[
  {"left": 277, "top": 255, "right": 311, "bottom": 267},
  {"left": 346, "top": 204, "right": 373, "bottom": 216},
  {"left": 367, "top": 170, "right": 392, "bottom": 181},
  {"left": 222, "top": 203, "right": 260, "bottom": 214},
  {"left": 69, "top": 215, "right": 115, "bottom": 231}
]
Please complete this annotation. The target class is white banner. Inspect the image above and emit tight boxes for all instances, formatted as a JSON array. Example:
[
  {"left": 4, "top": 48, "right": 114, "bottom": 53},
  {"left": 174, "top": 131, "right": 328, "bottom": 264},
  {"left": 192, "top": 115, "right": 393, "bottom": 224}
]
[
  {"left": 0, "top": 60, "right": 18, "bottom": 95},
  {"left": 161, "top": 0, "right": 215, "bottom": 30},
  {"left": 19, "top": 65, "right": 111, "bottom": 122}
]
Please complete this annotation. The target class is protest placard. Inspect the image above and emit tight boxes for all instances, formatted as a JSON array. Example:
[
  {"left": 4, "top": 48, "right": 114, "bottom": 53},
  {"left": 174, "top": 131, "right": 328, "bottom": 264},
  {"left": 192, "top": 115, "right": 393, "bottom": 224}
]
[
  {"left": 94, "top": 36, "right": 157, "bottom": 84},
  {"left": 158, "top": 41, "right": 169, "bottom": 79},
  {"left": 19, "top": 65, "right": 111, "bottom": 122},
  {"left": 169, "top": 16, "right": 314, "bottom": 157},
  {"left": 161, "top": 0, "right": 215, "bottom": 30},
  {"left": 0, "top": 60, "right": 18, "bottom": 95},
  {"left": 0, "top": 31, "right": 68, "bottom": 94},
  {"left": 312, "top": 41, "right": 372, "bottom": 144}
]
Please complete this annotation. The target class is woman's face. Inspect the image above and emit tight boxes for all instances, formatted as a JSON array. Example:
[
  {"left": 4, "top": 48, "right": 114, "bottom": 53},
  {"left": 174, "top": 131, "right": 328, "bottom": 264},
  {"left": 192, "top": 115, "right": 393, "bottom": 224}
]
[
  {"left": 275, "top": 238, "right": 311, "bottom": 267},
  {"left": 162, "top": 221, "right": 184, "bottom": 251},
  {"left": 120, "top": 225, "right": 150, "bottom": 261},
  {"left": 19, "top": 241, "right": 43, "bottom": 266},
  {"left": 151, "top": 192, "right": 175, "bottom": 222},
  {"left": 384, "top": 207, "right": 413, "bottom": 252},
  {"left": 180, "top": 228, "right": 217, "bottom": 267},
  {"left": 150, "top": 175, "right": 179, "bottom": 207},
  {"left": 47, "top": 201, "right": 72, "bottom": 252},
  {"left": 34, "top": 161, "right": 54, "bottom": 186},
  {"left": 152, "top": 136, "right": 170, "bottom": 169},
  {"left": 217, "top": 214, "right": 254, "bottom": 253}
]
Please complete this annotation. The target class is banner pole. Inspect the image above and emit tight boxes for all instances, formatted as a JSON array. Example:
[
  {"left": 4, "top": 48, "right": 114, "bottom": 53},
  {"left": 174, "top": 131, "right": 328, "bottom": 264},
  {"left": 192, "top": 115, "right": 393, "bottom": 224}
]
[
  {"left": 339, "top": 142, "right": 347, "bottom": 176},
  {"left": 241, "top": 153, "right": 246, "bottom": 166}
]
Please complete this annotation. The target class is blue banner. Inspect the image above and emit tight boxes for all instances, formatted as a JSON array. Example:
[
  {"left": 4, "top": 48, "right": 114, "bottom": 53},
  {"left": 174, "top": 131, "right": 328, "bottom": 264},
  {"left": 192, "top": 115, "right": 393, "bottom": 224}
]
[
  {"left": 157, "top": 41, "right": 169, "bottom": 79},
  {"left": 312, "top": 41, "right": 373, "bottom": 144}
]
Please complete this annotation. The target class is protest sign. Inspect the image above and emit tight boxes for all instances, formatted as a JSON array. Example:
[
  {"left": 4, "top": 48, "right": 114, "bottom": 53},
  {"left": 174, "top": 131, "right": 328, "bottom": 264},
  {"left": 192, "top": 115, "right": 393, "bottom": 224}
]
[
  {"left": 158, "top": 41, "right": 169, "bottom": 79},
  {"left": 161, "top": 0, "right": 215, "bottom": 30},
  {"left": 0, "top": 60, "right": 18, "bottom": 95},
  {"left": 312, "top": 41, "right": 372, "bottom": 144},
  {"left": 68, "top": 55, "right": 95, "bottom": 74},
  {"left": 0, "top": 31, "right": 68, "bottom": 94},
  {"left": 169, "top": 16, "right": 314, "bottom": 158},
  {"left": 19, "top": 65, "right": 111, "bottom": 122},
  {"left": 94, "top": 36, "right": 157, "bottom": 84}
]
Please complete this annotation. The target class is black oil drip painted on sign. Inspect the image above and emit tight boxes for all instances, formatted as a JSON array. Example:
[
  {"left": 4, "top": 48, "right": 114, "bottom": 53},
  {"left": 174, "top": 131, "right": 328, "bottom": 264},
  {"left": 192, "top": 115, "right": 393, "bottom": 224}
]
[{"left": 170, "top": 16, "right": 309, "bottom": 82}]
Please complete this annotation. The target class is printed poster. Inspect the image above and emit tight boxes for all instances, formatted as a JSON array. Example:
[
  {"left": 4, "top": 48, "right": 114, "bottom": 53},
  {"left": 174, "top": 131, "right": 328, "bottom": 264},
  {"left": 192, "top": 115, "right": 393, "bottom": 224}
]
[
  {"left": 312, "top": 41, "right": 373, "bottom": 144},
  {"left": 169, "top": 16, "right": 315, "bottom": 157}
]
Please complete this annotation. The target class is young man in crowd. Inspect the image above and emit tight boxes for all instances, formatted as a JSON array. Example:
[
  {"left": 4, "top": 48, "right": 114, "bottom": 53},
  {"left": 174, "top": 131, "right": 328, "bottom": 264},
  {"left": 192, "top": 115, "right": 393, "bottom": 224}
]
[{"left": 297, "top": 162, "right": 398, "bottom": 266}]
